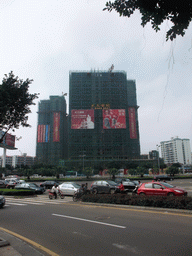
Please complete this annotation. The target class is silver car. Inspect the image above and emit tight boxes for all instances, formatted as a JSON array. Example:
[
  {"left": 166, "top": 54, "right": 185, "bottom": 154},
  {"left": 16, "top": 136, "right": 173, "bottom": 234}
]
[{"left": 58, "top": 182, "right": 81, "bottom": 195}]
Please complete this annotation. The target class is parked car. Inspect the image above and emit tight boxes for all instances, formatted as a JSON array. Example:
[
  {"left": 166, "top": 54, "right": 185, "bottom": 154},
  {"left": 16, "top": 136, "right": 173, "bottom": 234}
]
[
  {"left": 153, "top": 175, "right": 174, "bottom": 181},
  {"left": 0, "top": 196, "right": 5, "bottom": 208},
  {"left": 15, "top": 183, "right": 44, "bottom": 194},
  {"left": 115, "top": 178, "right": 136, "bottom": 192},
  {"left": 5, "top": 178, "right": 20, "bottom": 184},
  {"left": 90, "top": 180, "right": 118, "bottom": 194},
  {"left": 137, "top": 182, "right": 187, "bottom": 196},
  {"left": 6, "top": 181, "right": 18, "bottom": 189},
  {"left": 40, "top": 181, "right": 60, "bottom": 189},
  {"left": 0, "top": 180, "right": 9, "bottom": 188},
  {"left": 58, "top": 182, "right": 81, "bottom": 195}
]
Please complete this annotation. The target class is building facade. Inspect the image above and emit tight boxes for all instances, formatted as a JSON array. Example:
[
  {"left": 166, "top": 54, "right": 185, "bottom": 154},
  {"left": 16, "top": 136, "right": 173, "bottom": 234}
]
[
  {"left": 160, "top": 137, "right": 192, "bottom": 165},
  {"left": 36, "top": 95, "right": 68, "bottom": 165},
  {"left": 0, "top": 154, "right": 35, "bottom": 168},
  {"left": 68, "top": 70, "right": 140, "bottom": 168}
]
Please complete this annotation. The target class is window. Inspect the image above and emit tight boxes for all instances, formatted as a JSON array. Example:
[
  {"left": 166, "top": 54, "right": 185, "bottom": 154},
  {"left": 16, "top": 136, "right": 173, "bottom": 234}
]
[
  {"left": 153, "top": 184, "right": 162, "bottom": 189},
  {"left": 145, "top": 184, "right": 153, "bottom": 188}
]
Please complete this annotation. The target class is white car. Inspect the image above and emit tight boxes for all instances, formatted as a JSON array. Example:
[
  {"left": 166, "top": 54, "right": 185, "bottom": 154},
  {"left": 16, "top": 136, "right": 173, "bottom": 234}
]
[{"left": 58, "top": 182, "right": 81, "bottom": 195}]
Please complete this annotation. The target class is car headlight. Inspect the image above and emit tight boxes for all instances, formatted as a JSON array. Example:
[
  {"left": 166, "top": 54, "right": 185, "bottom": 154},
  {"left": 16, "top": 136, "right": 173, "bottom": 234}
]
[{"left": 174, "top": 190, "right": 183, "bottom": 193}]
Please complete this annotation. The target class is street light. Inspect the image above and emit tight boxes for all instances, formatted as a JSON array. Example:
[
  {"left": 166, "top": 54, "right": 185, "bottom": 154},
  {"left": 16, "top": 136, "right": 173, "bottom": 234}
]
[{"left": 156, "top": 145, "right": 160, "bottom": 174}]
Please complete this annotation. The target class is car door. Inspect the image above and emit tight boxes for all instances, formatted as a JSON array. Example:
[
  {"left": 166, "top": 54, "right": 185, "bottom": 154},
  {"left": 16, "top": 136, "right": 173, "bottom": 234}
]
[
  {"left": 67, "top": 184, "right": 76, "bottom": 195},
  {"left": 95, "top": 181, "right": 102, "bottom": 193},
  {"left": 102, "top": 181, "right": 110, "bottom": 193},
  {"left": 59, "top": 184, "right": 68, "bottom": 194},
  {"left": 144, "top": 183, "right": 153, "bottom": 195},
  {"left": 153, "top": 183, "right": 166, "bottom": 196}
]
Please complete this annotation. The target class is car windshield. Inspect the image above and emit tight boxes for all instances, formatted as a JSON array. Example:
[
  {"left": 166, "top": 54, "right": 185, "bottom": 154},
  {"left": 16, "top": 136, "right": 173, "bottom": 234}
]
[
  {"left": 160, "top": 182, "right": 174, "bottom": 188},
  {"left": 107, "top": 181, "right": 117, "bottom": 185}
]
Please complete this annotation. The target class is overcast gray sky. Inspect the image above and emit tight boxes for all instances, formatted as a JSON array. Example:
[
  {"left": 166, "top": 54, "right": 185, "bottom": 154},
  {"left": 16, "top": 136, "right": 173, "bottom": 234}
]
[{"left": 1, "top": 0, "right": 192, "bottom": 157}]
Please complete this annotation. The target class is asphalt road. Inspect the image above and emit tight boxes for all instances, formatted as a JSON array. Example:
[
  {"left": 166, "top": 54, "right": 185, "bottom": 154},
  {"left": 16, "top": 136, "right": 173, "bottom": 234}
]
[{"left": 1, "top": 189, "right": 192, "bottom": 256}]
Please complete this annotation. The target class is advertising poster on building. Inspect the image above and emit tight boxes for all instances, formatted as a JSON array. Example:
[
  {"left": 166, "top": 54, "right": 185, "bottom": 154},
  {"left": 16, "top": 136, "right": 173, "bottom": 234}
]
[
  {"left": 71, "top": 109, "right": 94, "bottom": 129},
  {"left": 103, "top": 109, "right": 126, "bottom": 129},
  {"left": 128, "top": 107, "right": 137, "bottom": 139},
  {"left": 53, "top": 112, "right": 60, "bottom": 142},
  {"left": 5, "top": 133, "right": 15, "bottom": 147},
  {"left": 37, "top": 125, "right": 50, "bottom": 143}
]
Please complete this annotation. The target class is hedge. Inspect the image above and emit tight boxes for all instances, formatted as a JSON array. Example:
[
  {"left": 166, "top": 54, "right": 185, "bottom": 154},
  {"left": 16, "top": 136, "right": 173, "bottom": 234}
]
[
  {"left": 0, "top": 189, "right": 35, "bottom": 196},
  {"left": 81, "top": 194, "right": 192, "bottom": 210}
]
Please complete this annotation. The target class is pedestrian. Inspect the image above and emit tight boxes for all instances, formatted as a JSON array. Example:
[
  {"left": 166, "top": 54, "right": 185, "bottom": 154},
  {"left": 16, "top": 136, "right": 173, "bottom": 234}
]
[
  {"left": 51, "top": 183, "right": 58, "bottom": 199},
  {"left": 119, "top": 181, "right": 124, "bottom": 192}
]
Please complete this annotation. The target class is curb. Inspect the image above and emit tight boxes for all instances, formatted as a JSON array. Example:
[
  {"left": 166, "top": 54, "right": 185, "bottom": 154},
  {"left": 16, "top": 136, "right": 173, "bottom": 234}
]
[
  {"left": 0, "top": 237, "right": 10, "bottom": 247},
  {"left": 80, "top": 201, "right": 192, "bottom": 215}
]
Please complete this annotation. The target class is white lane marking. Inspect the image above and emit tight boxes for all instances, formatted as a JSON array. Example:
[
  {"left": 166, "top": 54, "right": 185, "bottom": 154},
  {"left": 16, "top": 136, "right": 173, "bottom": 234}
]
[
  {"left": 6, "top": 202, "right": 26, "bottom": 206},
  {"left": 52, "top": 214, "right": 126, "bottom": 229},
  {"left": 5, "top": 200, "right": 43, "bottom": 205},
  {"left": 5, "top": 198, "right": 64, "bottom": 205}
]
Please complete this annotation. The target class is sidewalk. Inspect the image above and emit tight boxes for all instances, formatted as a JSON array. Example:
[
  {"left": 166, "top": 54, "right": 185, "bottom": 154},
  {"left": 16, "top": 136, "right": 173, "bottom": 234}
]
[{"left": 0, "top": 229, "right": 48, "bottom": 256}]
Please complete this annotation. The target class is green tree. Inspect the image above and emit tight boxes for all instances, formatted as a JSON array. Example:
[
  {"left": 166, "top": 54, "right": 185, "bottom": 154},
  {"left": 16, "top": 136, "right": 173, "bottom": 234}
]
[
  {"left": 128, "top": 168, "right": 137, "bottom": 176},
  {"left": 0, "top": 71, "right": 39, "bottom": 143},
  {"left": 136, "top": 166, "right": 145, "bottom": 177},
  {"left": 166, "top": 165, "right": 179, "bottom": 176},
  {"left": 104, "top": 0, "right": 192, "bottom": 41},
  {"left": 84, "top": 167, "right": 93, "bottom": 179},
  {"left": 108, "top": 167, "right": 119, "bottom": 179}
]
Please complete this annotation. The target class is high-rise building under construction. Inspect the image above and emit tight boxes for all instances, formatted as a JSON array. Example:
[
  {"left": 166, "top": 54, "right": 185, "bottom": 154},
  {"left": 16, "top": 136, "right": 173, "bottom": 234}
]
[
  {"left": 36, "top": 95, "right": 68, "bottom": 165},
  {"left": 68, "top": 70, "right": 140, "bottom": 167}
]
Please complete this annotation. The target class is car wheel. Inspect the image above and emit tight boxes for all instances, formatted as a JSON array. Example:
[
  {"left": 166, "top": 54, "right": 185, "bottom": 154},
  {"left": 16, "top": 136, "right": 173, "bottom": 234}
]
[
  {"left": 139, "top": 192, "right": 145, "bottom": 196},
  {"left": 92, "top": 188, "right": 98, "bottom": 194},
  {"left": 168, "top": 193, "right": 174, "bottom": 197},
  {"left": 110, "top": 189, "right": 115, "bottom": 194}
]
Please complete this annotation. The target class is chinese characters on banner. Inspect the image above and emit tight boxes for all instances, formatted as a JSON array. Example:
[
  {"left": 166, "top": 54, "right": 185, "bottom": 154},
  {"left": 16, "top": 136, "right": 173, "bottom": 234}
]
[
  {"left": 103, "top": 109, "right": 126, "bottom": 129},
  {"left": 37, "top": 125, "right": 50, "bottom": 143},
  {"left": 128, "top": 107, "right": 137, "bottom": 139},
  {"left": 53, "top": 112, "right": 60, "bottom": 142},
  {"left": 71, "top": 109, "right": 94, "bottom": 129}
]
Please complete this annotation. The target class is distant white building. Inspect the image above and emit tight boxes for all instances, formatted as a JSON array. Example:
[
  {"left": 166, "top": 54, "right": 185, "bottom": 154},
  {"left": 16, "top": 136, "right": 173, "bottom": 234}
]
[{"left": 160, "top": 137, "right": 192, "bottom": 165}]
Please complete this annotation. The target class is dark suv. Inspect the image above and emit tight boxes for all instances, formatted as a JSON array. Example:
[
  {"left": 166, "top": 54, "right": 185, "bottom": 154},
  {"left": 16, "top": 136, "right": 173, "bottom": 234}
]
[
  {"left": 115, "top": 178, "right": 136, "bottom": 192},
  {"left": 90, "top": 180, "right": 118, "bottom": 194},
  {"left": 153, "top": 175, "right": 173, "bottom": 181},
  {"left": 40, "top": 181, "right": 60, "bottom": 189}
]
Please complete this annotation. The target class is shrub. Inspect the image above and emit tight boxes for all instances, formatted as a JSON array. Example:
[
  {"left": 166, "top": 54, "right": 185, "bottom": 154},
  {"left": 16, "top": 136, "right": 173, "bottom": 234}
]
[
  {"left": 81, "top": 194, "right": 192, "bottom": 210},
  {"left": 0, "top": 189, "right": 35, "bottom": 196}
]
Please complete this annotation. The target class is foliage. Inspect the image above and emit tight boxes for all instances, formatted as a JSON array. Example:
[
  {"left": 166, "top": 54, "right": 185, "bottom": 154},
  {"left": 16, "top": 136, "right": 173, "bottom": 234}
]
[
  {"left": 106, "top": 161, "right": 122, "bottom": 169},
  {"left": 136, "top": 166, "right": 146, "bottom": 177},
  {"left": 128, "top": 168, "right": 137, "bottom": 176},
  {"left": 82, "top": 194, "right": 192, "bottom": 210},
  {"left": 104, "top": 0, "right": 192, "bottom": 41},
  {"left": 84, "top": 167, "right": 93, "bottom": 178},
  {"left": 108, "top": 167, "right": 119, "bottom": 179},
  {"left": 0, "top": 71, "right": 39, "bottom": 143},
  {"left": 166, "top": 165, "right": 179, "bottom": 176},
  {"left": 0, "top": 189, "right": 35, "bottom": 196}
]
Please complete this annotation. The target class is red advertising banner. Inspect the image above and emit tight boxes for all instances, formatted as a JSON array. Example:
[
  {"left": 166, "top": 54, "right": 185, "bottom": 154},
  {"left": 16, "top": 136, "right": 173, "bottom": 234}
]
[
  {"left": 53, "top": 112, "right": 60, "bottom": 142},
  {"left": 5, "top": 133, "right": 15, "bottom": 147},
  {"left": 37, "top": 125, "right": 50, "bottom": 143},
  {"left": 71, "top": 109, "right": 94, "bottom": 129},
  {"left": 103, "top": 109, "right": 126, "bottom": 129},
  {"left": 128, "top": 107, "right": 137, "bottom": 139}
]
